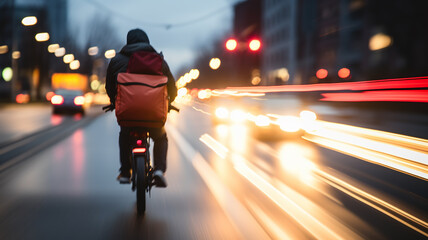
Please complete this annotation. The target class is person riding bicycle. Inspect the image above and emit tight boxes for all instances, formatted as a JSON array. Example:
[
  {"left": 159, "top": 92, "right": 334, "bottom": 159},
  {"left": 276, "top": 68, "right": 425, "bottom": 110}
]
[{"left": 105, "top": 28, "right": 177, "bottom": 187}]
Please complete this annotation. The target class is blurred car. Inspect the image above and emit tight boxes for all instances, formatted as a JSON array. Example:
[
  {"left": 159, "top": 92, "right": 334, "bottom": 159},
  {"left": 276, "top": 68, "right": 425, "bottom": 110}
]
[
  {"left": 51, "top": 89, "right": 86, "bottom": 114},
  {"left": 211, "top": 94, "right": 318, "bottom": 140}
]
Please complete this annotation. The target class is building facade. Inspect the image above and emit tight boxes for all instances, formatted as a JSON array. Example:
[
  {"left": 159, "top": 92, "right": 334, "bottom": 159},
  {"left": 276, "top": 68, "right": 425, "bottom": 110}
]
[
  {"left": 262, "top": 0, "right": 428, "bottom": 85},
  {"left": 0, "top": 0, "right": 68, "bottom": 101}
]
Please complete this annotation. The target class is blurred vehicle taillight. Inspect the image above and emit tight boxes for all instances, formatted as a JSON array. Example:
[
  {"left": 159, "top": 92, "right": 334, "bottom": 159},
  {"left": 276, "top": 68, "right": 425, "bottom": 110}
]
[
  {"left": 73, "top": 96, "right": 85, "bottom": 105},
  {"left": 51, "top": 95, "right": 64, "bottom": 105}
]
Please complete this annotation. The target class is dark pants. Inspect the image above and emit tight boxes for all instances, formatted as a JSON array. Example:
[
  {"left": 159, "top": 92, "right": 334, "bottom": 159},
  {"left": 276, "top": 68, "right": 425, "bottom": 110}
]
[{"left": 119, "top": 126, "right": 168, "bottom": 173}]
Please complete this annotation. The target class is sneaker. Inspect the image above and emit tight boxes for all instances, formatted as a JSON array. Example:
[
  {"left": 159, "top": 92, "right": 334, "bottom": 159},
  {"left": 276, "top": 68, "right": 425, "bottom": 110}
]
[
  {"left": 153, "top": 170, "right": 167, "bottom": 188},
  {"left": 117, "top": 170, "right": 131, "bottom": 184}
]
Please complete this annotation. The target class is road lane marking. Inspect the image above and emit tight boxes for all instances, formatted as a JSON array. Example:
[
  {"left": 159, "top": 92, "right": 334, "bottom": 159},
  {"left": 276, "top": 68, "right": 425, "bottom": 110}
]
[
  {"left": 199, "top": 134, "right": 228, "bottom": 159},
  {"left": 167, "top": 126, "right": 270, "bottom": 240},
  {"left": 245, "top": 198, "right": 293, "bottom": 240}
]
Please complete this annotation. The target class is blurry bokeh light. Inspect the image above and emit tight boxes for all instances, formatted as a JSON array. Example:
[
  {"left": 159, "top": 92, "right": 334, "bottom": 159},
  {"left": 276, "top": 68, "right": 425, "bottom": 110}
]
[
  {"left": 21, "top": 16, "right": 37, "bottom": 26},
  {"left": 248, "top": 39, "right": 261, "bottom": 51},
  {"left": 63, "top": 54, "right": 74, "bottom": 64},
  {"left": 105, "top": 49, "right": 116, "bottom": 59},
  {"left": 251, "top": 76, "right": 261, "bottom": 85},
  {"left": 278, "top": 116, "right": 301, "bottom": 132},
  {"left": 90, "top": 80, "right": 101, "bottom": 90},
  {"left": 16, "top": 93, "right": 30, "bottom": 104},
  {"left": 0, "top": 45, "right": 8, "bottom": 54},
  {"left": 12, "top": 51, "right": 21, "bottom": 59},
  {"left": 338, "top": 68, "right": 351, "bottom": 79},
  {"left": 225, "top": 38, "right": 238, "bottom": 51},
  {"left": 215, "top": 107, "right": 229, "bottom": 119},
  {"left": 177, "top": 88, "right": 188, "bottom": 97},
  {"left": 69, "top": 60, "right": 80, "bottom": 70},
  {"left": 189, "top": 69, "right": 200, "bottom": 79},
  {"left": 369, "top": 33, "right": 392, "bottom": 51},
  {"left": 278, "top": 68, "right": 289, "bottom": 82},
  {"left": 88, "top": 46, "right": 99, "bottom": 56},
  {"left": 47, "top": 44, "right": 59, "bottom": 53},
  {"left": 35, "top": 32, "right": 49, "bottom": 42},
  {"left": 45, "top": 91, "right": 55, "bottom": 101},
  {"left": 2, "top": 67, "right": 13, "bottom": 82},
  {"left": 300, "top": 110, "right": 317, "bottom": 121},
  {"left": 230, "top": 109, "right": 246, "bottom": 123},
  {"left": 255, "top": 115, "right": 270, "bottom": 127},
  {"left": 316, "top": 69, "right": 328, "bottom": 79},
  {"left": 55, "top": 47, "right": 66, "bottom": 57},
  {"left": 209, "top": 58, "right": 221, "bottom": 70}
]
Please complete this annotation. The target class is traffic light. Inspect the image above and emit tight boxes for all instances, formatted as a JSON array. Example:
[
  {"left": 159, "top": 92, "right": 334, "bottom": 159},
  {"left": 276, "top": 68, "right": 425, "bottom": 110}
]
[
  {"left": 225, "top": 38, "right": 238, "bottom": 51},
  {"left": 248, "top": 39, "right": 261, "bottom": 51}
]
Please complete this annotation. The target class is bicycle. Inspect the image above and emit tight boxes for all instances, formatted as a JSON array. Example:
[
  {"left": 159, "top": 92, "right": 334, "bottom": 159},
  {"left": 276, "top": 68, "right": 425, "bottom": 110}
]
[
  {"left": 129, "top": 129, "right": 153, "bottom": 215},
  {"left": 103, "top": 103, "right": 179, "bottom": 215}
]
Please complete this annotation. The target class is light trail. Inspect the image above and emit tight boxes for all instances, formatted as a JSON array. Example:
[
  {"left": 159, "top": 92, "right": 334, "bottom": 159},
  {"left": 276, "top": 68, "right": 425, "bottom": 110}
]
[
  {"left": 199, "top": 133, "right": 361, "bottom": 239},
  {"left": 316, "top": 169, "right": 428, "bottom": 237},
  {"left": 304, "top": 121, "right": 428, "bottom": 180},
  {"left": 199, "top": 131, "right": 428, "bottom": 237}
]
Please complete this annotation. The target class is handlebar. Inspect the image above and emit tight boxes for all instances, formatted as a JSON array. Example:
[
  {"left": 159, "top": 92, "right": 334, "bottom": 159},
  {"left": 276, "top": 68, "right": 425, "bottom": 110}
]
[
  {"left": 169, "top": 104, "right": 180, "bottom": 112},
  {"left": 102, "top": 104, "right": 115, "bottom": 112}
]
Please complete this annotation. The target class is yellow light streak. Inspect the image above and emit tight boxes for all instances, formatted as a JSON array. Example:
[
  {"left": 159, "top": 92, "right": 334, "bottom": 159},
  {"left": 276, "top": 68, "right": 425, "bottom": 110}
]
[
  {"left": 318, "top": 120, "right": 428, "bottom": 152},
  {"left": 233, "top": 159, "right": 353, "bottom": 240},
  {"left": 304, "top": 121, "right": 428, "bottom": 180},
  {"left": 199, "top": 133, "right": 360, "bottom": 239},
  {"left": 316, "top": 170, "right": 428, "bottom": 237}
]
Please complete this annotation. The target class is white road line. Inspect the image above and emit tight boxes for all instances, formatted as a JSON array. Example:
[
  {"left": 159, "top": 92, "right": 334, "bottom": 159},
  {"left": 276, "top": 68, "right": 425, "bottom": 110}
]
[{"left": 167, "top": 126, "right": 270, "bottom": 240}]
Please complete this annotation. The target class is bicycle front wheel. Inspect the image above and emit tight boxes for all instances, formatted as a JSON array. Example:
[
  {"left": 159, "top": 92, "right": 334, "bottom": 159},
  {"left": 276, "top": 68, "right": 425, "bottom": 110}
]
[{"left": 135, "top": 155, "right": 146, "bottom": 215}]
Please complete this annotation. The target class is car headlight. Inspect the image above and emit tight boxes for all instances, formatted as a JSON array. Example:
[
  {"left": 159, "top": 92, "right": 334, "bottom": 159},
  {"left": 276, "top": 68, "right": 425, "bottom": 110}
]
[
  {"left": 255, "top": 115, "right": 270, "bottom": 127},
  {"left": 230, "top": 109, "right": 247, "bottom": 123},
  {"left": 215, "top": 107, "right": 229, "bottom": 119},
  {"left": 300, "top": 110, "right": 317, "bottom": 121},
  {"left": 278, "top": 116, "right": 301, "bottom": 132}
]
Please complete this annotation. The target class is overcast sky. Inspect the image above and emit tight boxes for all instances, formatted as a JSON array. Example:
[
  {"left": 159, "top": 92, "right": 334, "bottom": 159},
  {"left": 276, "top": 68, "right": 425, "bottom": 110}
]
[{"left": 68, "top": 0, "right": 240, "bottom": 75}]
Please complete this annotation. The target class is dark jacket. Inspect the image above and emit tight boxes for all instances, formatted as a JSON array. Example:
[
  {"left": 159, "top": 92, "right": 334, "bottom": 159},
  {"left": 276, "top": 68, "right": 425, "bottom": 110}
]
[{"left": 106, "top": 29, "right": 177, "bottom": 106}]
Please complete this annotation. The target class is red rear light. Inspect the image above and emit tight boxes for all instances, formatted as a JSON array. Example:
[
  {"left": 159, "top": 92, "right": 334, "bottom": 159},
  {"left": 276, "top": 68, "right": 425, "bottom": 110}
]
[
  {"left": 51, "top": 95, "right": 64, "bottom": 105},
  {"left": 133, "top": 148, "right": 146, "bottom": 153},
  {"left": 74, "top": 96, "right": 85, "bottom": 105},
  {"left": 136, "top": 140, "right": 142, "bottom": 146}
]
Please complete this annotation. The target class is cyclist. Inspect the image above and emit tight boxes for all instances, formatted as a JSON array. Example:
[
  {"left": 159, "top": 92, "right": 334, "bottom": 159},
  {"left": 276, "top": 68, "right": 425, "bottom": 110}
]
[{"left": 105, "top": 28, "right": 177, "bottom": 187}]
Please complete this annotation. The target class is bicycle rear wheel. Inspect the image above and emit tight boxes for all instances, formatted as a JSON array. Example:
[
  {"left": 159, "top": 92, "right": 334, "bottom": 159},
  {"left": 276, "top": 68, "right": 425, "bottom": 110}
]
[{"left": 136, "top": 155, "right": 146, "bottom": 215}]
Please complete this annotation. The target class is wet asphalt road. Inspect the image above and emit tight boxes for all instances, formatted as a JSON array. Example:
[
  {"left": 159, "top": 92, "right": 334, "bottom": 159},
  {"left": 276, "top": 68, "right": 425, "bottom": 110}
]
[{"left": 0, "top": 102, "right": 426, "bottom": 239}]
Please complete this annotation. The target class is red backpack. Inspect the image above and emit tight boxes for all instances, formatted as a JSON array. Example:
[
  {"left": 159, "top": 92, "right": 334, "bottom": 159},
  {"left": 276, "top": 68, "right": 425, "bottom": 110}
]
[{"left": 115, "top": 51, "right": 168, "bottom": 128}]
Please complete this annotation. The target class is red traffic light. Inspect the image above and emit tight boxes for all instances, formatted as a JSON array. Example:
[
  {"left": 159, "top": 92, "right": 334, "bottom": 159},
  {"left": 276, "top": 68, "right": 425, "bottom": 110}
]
[
  {"left": 248, "top": 39, "right": 261, "bottom": 51},
  {"left": 225, "top": 38, "right": 238, "bottom": 51}
]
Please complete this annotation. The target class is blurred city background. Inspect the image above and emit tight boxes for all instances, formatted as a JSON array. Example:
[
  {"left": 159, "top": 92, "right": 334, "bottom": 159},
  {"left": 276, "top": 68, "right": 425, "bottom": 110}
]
[{"left": 0, "top": 0, "right": 427, "bottom": 239}]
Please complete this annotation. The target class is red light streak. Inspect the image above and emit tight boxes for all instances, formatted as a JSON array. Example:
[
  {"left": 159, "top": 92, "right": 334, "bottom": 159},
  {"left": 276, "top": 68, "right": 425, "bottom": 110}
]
[
  {"left": 320, "top": 90, "right": 428, "bottom": 102},
  {"left": 221, "top": 77, "right": 428, "bottom": 93}
]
